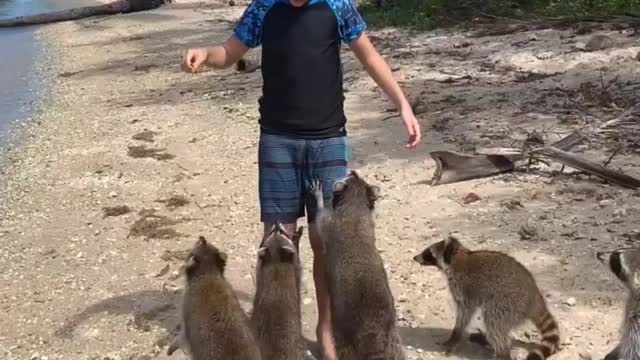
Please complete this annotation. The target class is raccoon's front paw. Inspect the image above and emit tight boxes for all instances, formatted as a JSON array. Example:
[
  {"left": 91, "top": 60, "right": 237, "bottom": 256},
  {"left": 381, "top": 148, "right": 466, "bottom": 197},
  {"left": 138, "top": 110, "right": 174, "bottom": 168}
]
[
  {"left": 308, "top": 179, "right": 323, "bottom": 196},
  {"left": 306, "top": 179, "right": 324, "bottom": 206}
]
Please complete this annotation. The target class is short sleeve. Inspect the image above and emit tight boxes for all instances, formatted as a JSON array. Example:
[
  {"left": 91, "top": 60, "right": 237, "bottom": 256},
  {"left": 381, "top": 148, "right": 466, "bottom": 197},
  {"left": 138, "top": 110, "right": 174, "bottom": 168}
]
[
  {"left": 330, "top": 0, "right": 367, "bottom": 43},
  {"left": 233, "top": 0, "right": 274, "bottom": 48}
]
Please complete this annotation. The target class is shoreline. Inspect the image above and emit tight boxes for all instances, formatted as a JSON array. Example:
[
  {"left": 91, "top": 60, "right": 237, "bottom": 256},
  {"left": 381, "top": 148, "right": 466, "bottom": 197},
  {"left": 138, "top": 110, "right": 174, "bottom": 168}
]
[{"left": 0, "top": 2, "right": 639, "bottom": 359}]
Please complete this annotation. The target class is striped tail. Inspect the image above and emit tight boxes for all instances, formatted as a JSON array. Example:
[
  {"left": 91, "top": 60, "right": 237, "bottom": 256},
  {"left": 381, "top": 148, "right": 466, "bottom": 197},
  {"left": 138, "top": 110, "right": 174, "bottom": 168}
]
[{"left": 526, "top": 305, "right": 560, "bottom": 360}]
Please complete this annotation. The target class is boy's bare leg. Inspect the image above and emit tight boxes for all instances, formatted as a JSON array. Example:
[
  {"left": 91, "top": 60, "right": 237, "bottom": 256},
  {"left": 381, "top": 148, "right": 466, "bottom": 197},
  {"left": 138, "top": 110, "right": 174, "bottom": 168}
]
[{"left": 308, "top": 223, "right": 337, "bottom": 360}]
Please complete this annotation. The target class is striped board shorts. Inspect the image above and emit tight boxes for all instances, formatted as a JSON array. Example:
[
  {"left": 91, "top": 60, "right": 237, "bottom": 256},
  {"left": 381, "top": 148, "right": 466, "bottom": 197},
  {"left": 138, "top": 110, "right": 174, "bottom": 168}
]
[{"left": 258, "top": 132, "right": 351, "bottom": 224}]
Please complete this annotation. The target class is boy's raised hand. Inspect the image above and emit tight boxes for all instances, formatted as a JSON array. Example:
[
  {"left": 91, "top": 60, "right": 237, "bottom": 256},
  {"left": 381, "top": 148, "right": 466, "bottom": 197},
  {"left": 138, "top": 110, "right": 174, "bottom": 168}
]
[{"left": 183, "top": 48, "right": 208, "bottom": 73}]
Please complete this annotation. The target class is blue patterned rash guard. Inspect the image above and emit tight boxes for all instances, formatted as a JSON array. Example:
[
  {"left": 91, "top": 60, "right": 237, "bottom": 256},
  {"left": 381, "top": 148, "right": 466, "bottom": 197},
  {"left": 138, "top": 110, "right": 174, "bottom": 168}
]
[{"left": 233, "top": 0, "right": 367, "bottom": 139}]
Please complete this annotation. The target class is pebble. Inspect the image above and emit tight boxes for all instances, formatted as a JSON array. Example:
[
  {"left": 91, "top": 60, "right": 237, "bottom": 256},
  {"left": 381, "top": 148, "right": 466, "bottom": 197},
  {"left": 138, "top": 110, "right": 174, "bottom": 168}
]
[
  {"left": 614, "top": 208, "right": 627, "bottom": 217},
  {"left": 563, "top": 297, "right": 577, "bottom": 307},
  {"left": 108, "top": 191, "right": 118, "bottom": 198},
  {"left": 599, "top": 199, "right": 614, "bottom": 207}
]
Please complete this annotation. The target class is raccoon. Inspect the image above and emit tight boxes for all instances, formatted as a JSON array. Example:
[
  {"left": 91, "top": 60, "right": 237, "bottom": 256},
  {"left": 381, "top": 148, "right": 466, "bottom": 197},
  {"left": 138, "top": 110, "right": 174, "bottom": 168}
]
[
  {"left": 413, "top": 236, "right": 560, "bottom": 360},
  {"left": 597, "top": 247, "right": 640, "bottom": 360},
  {"left": 177, "top": 236, "right": 261, "bottom": 360},
  {"left": 309, "top": 171, "right": 406, "bottom": 360},
  {"left": 251, "top": 223, "right": 305, "bottom": 360}
]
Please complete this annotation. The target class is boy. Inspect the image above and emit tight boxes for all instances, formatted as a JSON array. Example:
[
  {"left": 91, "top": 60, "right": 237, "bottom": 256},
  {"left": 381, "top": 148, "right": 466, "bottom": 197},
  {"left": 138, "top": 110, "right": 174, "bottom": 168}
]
[{"left": 183, "top": 0, "right": 421, "bottom": 358}]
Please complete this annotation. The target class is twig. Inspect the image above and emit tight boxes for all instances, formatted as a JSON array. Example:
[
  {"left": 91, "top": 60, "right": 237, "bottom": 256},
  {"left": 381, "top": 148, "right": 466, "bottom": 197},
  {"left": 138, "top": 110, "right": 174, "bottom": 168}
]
[
  {"left": 381, "top": 114, "right": 400, "bottom": 122},
  {"left": 603, "top": 147, "right": 621, "bottom": 167}
]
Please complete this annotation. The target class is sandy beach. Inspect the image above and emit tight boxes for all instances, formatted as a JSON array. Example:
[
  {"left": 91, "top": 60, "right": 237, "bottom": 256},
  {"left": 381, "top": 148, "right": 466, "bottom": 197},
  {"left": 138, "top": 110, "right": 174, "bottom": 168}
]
[{"left": 1, "top": 1, "right": 640, "bottom": 359}]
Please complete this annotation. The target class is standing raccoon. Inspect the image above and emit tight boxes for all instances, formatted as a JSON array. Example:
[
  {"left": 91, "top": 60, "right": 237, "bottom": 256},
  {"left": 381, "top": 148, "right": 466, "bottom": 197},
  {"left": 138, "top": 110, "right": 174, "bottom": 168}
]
[
  {"left": 251, "top": 223, "right": 305, "bottom": 360},
  {"left": 310, "top": 171, "right": 406, "bottom": 360},
  {"left": 413, "top": 236, "right": 560, "bottom": 360},
  {"left": 597, "top": 247, "right": 640, "bottom": 360},
  {"left": 177, "top": 236, "right": 262, "bottom": 360}
]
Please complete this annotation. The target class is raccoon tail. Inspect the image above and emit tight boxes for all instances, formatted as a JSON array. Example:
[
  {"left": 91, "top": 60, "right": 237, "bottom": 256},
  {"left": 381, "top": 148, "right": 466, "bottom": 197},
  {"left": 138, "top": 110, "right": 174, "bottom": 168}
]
[{"left": 526, "top": 302, "right": 560, "bottom": 360}]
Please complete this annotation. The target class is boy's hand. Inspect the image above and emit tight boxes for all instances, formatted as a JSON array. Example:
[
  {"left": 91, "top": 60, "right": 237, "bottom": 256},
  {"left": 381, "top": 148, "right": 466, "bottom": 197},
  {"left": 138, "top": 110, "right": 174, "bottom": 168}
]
[
  {"left": 183, "top": 48, "right": 208, "bottom": 73},
  {"left": 401, "top": 108, "right": 421, "bottom": 149}
]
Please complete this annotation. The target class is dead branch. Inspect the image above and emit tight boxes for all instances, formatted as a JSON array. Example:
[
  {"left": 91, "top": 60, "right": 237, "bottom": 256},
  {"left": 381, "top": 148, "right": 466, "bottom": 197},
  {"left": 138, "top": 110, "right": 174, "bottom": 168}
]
[
  {"left": 429, "top": 102, "right": 639, "bottom": 186},
  {"left": 532, "top": 146, "right": 640, "bottom": 189},
  {"left": 0, "top": 0, "right": 172, "bottom": 27}
]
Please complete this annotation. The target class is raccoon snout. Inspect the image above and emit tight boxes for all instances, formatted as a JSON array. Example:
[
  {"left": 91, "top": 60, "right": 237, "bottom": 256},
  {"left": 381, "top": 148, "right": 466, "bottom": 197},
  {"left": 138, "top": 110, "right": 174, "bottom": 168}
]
[{"left": 413, "top": 254, "right": 423, "bottom": 264}]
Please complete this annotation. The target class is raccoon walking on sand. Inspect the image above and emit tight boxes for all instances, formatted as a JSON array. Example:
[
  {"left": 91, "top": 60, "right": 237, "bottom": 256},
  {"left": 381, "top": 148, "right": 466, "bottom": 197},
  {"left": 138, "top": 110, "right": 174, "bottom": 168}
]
[
  {"left": 171, "top": 236, "right": 262, "bottom": 360},
  {"left": 309, "top": 171, "right": 407, "bottom": 360},
  {"left": 413, "top": 236, "right": 560, "bottom": 360},
  {"left": 597, "top": 247, "right": 640, "bottom": 360},
  {"left": 251, "top": 223, "right": 305, "bottom": 360}
]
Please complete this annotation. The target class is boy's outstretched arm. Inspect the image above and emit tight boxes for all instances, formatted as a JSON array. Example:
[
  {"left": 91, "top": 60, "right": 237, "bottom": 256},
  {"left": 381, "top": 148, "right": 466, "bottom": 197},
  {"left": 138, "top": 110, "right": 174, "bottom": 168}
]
[
  {"left": 183, "top": 35, "right": 249, "bottom": 72},
  {"left": 349, "top": 33, "right": 422, "bottom": 149}
]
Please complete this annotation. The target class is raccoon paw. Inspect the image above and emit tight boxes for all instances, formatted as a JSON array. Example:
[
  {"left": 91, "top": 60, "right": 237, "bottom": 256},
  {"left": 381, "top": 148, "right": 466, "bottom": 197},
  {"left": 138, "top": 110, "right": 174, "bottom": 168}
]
[
  {"left": 306, "top": 179, "right": 324, "bottom": 205},
  {"left": 307, "top": 179, "right": 323, "bottom": 195}
]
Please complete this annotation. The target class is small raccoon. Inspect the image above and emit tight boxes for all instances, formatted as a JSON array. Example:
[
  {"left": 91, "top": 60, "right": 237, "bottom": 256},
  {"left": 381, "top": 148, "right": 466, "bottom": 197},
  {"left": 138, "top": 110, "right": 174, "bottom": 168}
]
[
  {"left": 251, "top": 223, "right": 305, "bottom": 360},
  {"left": 414, "top": 236, "right": 560, "bottom": 360},
  {"left": 176, "top": 236, "right": 261, "bottom": 360},
  {"left": 597, "top": 247, "right": 640, "bottom": 360},
  {"left": 310, "top": 171, "right": 406, "bottom": 360}
]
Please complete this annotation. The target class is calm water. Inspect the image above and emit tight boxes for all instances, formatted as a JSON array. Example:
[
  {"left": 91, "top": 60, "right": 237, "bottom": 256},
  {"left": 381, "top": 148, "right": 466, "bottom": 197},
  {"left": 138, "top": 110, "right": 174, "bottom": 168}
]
[{"left": 0, "top": 0, "right": 87, "bottom": 148}]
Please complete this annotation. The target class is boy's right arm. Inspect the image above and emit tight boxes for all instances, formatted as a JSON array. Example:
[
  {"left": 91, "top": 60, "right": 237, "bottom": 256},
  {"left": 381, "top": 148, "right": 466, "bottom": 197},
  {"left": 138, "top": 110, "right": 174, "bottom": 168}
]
[{"left": 183, "top": 35, "right": 249, "bottom": 73}]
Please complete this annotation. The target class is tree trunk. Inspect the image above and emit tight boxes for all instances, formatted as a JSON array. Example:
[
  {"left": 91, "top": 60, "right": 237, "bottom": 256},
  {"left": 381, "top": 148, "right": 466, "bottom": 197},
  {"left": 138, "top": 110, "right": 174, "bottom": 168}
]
[{"left": 0, "top": 0, "right": 170, "bottom": 28}]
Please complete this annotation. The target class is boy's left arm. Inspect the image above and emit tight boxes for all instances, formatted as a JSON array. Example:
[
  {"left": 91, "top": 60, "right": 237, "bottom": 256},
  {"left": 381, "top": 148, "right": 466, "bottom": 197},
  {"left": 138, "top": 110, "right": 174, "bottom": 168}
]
[{"left": 349, "top": 33, "right": 422, "bottom": 149}]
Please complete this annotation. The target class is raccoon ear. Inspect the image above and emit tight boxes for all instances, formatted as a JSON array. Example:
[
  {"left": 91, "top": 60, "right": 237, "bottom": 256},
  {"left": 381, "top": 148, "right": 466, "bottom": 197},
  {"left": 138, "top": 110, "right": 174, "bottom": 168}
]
[
  {"left": 185, "top": 255, "right": 198, "bottom": 271},
  {"left": 443, "top": 236, "right": 460, "bottom": 265},
  {"left": 218, "top": 251, "right": 228, "bottom": 264},
  {"left": 334, "top": 180, "right": 346, "bottom": 192},
  {"left": 367, "top": 185, "right": 380, "bottom": 208}
]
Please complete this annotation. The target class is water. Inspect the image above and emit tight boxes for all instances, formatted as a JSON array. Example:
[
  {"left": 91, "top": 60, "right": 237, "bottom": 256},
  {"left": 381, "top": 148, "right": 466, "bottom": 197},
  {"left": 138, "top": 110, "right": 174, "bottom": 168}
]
[{"left": 0, "top": 0, "right": 87, "bottom": 148}]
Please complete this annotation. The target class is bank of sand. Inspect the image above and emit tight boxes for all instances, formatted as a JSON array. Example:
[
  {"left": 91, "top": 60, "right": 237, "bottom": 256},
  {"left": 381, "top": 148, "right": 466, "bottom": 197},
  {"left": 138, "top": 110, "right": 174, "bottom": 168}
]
[{"left": 1, "top": 1, "right": 640, "bottom": 359}]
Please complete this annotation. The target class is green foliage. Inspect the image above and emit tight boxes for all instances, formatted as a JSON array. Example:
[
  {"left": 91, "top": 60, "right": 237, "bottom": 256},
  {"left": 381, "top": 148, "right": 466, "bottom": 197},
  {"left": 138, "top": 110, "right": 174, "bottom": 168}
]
[
  {"left": 533, "top": 0, "right": 640, "bottom": 16},
  {"left": 360, "top": 0, "right": 640, "bottom": 29}
]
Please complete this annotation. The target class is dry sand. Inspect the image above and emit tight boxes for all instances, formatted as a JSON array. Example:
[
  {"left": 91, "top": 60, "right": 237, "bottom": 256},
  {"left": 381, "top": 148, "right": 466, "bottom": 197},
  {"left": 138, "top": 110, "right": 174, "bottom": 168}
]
[{"left": 1, "top": 1, "right": 640, "bottom": 359}]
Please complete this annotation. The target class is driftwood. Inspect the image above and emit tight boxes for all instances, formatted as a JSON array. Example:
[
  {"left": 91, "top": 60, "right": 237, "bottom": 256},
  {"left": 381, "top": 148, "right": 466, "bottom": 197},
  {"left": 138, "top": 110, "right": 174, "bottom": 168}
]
[
  {"left": 430, "top": 131, "right": 584, "bottom": 185},
  {"left": 0, "top": 0, "right": 171, "bottom": 28},
  {"left": 430, "top": 103, "right": 640, "bottom": 186},
  {"left": 532, "top": 146, "right": 640, "bottom": 189}
]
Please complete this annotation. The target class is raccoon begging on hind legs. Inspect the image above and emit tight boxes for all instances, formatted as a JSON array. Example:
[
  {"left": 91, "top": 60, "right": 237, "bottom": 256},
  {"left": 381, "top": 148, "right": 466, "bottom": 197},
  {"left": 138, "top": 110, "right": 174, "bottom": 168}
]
[
  {"left": 413, "top": 236, "right": 560, "bottom": 360},
  {"left": 251, "top": 223, "right": 305, "bottom": 360},
  {"left": 597, "top": 247, "right": 640, "bottom": 360},
  {"left": 309, "top": 172, "right": 406, "bottom": 360}
]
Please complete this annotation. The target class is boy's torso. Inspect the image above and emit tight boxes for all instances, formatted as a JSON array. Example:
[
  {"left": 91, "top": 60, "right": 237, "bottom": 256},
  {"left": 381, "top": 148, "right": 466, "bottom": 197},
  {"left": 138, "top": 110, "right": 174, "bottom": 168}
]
[{"left": 235, "top": 0, "right": 366, "bottom": 139}]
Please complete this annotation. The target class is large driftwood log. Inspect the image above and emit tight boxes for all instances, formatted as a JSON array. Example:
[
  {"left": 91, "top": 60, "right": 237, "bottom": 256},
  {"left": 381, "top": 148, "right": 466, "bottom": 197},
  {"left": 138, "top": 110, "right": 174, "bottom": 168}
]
[
  {"left": 0, "top": 0, "right": 171, "bottom": 27},
  {"left": 430, "top": 103, "right": 639, "bottom": 186}
]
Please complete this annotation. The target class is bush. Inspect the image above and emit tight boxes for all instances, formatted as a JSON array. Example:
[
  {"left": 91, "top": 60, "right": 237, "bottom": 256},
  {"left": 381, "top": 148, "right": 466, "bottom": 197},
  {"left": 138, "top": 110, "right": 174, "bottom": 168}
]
[{"left": 360, "top": 0, "right": 640, "bottom": 29}]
